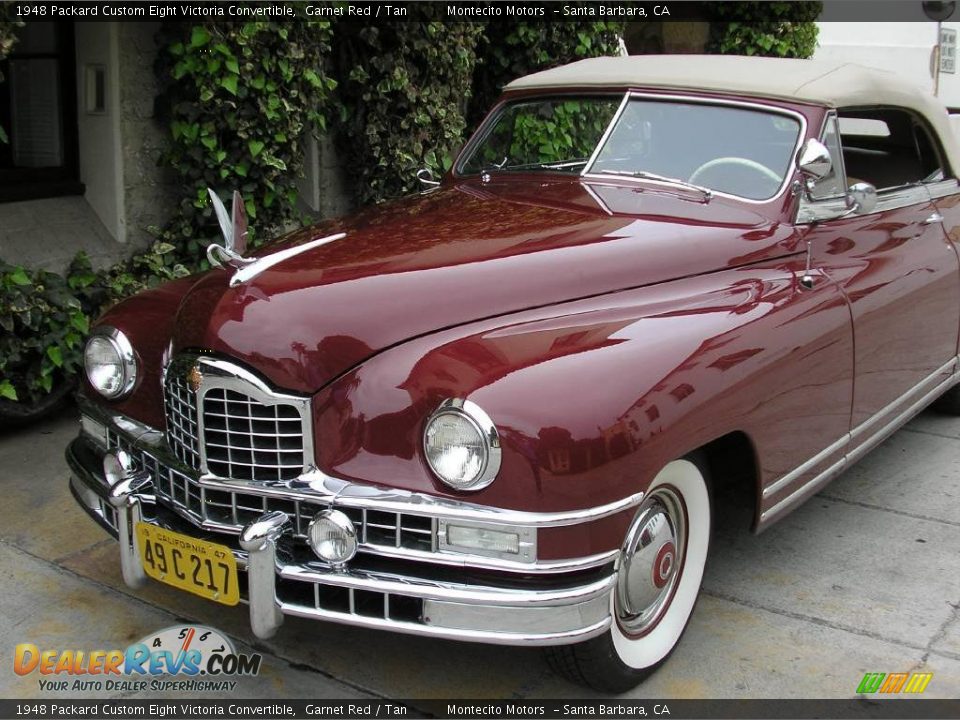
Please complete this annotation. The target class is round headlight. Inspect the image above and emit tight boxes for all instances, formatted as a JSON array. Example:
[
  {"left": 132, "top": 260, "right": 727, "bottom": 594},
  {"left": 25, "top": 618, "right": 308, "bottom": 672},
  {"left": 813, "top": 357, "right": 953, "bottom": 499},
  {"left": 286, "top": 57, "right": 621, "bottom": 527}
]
[
  {"left": 307, "top": 509, "right": 358, "bottom": 565},
  {"left": 84, "top": 327, "right": 137, "bottom": 399},
  {"left": 423, "top": 399, "right": 501, "bottom": 491}
]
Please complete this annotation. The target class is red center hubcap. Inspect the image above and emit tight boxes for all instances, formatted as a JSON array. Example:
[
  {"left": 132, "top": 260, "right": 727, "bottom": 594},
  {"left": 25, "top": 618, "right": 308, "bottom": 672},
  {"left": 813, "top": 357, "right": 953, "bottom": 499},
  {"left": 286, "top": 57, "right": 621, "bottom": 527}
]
[{"left": 652, "top": 541, "right": 675, "bottom": 589}]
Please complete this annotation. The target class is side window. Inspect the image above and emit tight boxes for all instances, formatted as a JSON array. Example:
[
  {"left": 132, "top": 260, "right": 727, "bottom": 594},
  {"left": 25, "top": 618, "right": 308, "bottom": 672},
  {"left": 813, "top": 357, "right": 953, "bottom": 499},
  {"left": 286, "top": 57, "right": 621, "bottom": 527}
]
[
  {"left": 838, "top": 108, "right": 946, "bottom": 190},
  {"left": 809, "top": 114, "right": 847, "bottom": 200}
]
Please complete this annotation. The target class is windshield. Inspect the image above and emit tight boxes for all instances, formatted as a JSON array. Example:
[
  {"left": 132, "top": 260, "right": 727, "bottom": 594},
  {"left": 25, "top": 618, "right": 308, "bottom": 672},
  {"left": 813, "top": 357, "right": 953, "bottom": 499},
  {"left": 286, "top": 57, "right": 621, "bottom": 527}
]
[
  {"left": 459, "top": 96, "right": 621, "bottom": 175},
  {"left": 459, "top": 95, "right": 802, "bottom": 201}
]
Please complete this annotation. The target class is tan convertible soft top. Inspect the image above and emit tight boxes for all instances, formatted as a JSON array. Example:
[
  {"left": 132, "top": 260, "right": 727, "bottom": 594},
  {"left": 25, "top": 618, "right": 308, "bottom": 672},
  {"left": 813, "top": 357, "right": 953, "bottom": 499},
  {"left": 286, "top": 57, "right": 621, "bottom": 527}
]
[{"left": 507, "top": 55, "right": 960, "bottom": 174}]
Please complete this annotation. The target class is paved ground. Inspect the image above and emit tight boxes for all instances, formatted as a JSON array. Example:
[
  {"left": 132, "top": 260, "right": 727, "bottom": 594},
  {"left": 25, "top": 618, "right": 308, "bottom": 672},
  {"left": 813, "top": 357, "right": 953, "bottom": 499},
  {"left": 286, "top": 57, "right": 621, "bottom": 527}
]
[{"left": 0, "top": 407, "right": 957, "bottom": 702}]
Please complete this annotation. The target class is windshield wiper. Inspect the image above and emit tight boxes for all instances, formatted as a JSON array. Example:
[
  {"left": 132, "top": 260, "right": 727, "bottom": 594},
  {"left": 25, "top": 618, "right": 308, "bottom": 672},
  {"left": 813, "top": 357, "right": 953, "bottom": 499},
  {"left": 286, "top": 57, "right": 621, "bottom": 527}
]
[
  {"left": 539, "top": 159, "right": 590, "bottom": 170},
  {"left": 492, "top": 159, "right": 589, "bottom": 172},
  {"left": 595, "top": 169, "right": 713, "bottom": 201}
]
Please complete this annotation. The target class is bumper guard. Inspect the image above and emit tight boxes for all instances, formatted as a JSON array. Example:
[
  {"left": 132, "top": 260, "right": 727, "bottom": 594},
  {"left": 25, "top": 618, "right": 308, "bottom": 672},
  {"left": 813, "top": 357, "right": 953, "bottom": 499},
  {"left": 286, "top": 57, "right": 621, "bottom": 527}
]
[{"left": 69, "top": 438, "right": 615, "bottom": 646}]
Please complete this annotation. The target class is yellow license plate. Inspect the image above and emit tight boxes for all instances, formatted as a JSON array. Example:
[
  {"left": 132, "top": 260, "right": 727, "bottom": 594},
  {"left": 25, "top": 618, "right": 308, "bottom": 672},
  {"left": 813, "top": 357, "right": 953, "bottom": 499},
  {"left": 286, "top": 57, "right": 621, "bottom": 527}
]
[{"left": 136, "top": 523, "right": 239, "bottom": 606}]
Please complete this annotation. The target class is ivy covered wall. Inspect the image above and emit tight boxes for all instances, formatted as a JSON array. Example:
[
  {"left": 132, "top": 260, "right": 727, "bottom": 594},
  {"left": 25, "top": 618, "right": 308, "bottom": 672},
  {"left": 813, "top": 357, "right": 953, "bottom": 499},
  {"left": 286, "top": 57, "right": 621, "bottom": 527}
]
[{"left": 0, "top": 10, "right": 821, "bottom": 411}]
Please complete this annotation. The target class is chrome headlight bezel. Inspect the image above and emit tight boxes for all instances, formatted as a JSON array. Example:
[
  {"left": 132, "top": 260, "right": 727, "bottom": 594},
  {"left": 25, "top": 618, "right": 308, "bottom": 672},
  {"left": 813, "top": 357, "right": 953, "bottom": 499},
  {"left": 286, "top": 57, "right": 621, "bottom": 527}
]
[
  {"left": 83, "top": 326, "right": 137, "bottom": 400},
  {"left": 423, "top": 398, "right": 501, "bottom": 492}
]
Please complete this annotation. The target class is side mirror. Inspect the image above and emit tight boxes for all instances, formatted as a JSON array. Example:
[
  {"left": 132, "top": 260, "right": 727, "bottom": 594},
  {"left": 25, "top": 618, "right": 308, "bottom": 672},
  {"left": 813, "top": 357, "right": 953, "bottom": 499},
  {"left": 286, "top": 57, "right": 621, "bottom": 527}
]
[
  {"left": 796, "top": 138, "right": 833, "bottom": 183},
  {"left": 417, "top": 168, "right": 440, "bottom": 188},
  {"left": 844, "top": 182, "right": 878, "bottom": 216}
]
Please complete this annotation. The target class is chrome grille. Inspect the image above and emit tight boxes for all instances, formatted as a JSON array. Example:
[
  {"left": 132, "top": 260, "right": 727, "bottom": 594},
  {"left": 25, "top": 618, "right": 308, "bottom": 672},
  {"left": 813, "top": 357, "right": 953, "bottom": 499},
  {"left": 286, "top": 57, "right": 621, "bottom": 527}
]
[
  {"left": 276, "top": 578, "right": 423, "bottom": 624},
  {"left": 202, "top": 388, "right": 304, "bottom": 481},
  {"left": 107, "top": 428, "right": 437, "bottom": 554},
  {"left": 162, "top": 356, "right": 308, "bottom": 482},
  {"left": 164, "top": 372, "right": 201, "bottom": 471}
]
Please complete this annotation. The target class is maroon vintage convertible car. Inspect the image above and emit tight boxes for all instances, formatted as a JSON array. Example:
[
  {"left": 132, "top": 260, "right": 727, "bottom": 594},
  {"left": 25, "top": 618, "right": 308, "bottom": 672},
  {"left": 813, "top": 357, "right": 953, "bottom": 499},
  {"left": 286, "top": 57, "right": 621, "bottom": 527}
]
[{"left": 69, "top": 56, "right": 960, "bottom": 692}]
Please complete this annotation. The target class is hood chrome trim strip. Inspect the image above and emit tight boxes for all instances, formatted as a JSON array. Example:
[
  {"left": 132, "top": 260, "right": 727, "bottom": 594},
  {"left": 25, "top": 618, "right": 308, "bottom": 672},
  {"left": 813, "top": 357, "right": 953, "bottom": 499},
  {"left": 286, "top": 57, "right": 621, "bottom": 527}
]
[{"left": 229, "top": 232, "right": 346, "bottom": 287}]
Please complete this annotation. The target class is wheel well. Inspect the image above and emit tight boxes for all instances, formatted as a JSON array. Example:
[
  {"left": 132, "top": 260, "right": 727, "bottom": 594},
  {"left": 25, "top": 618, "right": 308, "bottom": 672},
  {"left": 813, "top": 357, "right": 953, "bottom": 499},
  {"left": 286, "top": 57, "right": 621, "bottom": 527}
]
[{"left": 697, "top": 431, "right": 760, "bottom": 532}]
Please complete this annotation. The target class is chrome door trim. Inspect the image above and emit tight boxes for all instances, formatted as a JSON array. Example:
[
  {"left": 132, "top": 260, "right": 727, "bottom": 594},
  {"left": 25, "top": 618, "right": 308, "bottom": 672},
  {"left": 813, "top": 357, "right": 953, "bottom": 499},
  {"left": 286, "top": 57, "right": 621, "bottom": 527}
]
[
  {"left": 925, "top": 178, "right": 960, "bottom": 200},
  {"left": 762, "top": 355, "right": 958, "bottom": 501},
  {"left": 796, "top": 183, "right": 932, "bottom": 224},
  {"left": 759, "top": 356, "right": 959, "bottom": 527}
]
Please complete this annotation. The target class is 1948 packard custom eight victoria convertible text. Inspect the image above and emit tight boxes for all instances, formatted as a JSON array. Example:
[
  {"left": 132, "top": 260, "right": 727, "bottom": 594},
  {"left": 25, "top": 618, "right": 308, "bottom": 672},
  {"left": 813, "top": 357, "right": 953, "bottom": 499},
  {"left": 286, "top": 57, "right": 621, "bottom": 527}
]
[{"left": 68, "top": 56, "right": 960, "bottom": 691}]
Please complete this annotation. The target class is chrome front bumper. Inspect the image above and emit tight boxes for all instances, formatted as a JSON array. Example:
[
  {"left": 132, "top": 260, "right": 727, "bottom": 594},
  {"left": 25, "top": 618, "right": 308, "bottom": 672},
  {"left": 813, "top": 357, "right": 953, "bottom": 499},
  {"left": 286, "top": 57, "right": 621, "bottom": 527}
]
[{"left": 68, "top": 435, "right": 618, "bottom": 647}]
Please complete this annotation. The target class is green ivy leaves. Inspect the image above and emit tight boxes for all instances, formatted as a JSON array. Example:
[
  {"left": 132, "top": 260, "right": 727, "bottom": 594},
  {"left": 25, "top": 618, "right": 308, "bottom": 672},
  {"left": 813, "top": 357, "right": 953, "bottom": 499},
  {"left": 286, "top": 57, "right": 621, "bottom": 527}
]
[
  {"left": 157, "top": 19, "right": 336, "bottom": 259},
  {"left": 0, "top": 255, "right": 100, "bottom": 404},
  {"left": 335, "top": 18, "right": 485, "bottom": 205},
  {"left": 708, "top": 2, "right": 822, "bottom": 58}
]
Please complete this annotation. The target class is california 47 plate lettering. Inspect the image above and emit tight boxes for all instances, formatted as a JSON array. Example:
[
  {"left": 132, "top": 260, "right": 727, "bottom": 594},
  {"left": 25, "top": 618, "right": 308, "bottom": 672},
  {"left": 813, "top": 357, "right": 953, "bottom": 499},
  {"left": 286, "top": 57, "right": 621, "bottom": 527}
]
[{"left": 136, "top": 523, "right": 239, "bottom": 605}]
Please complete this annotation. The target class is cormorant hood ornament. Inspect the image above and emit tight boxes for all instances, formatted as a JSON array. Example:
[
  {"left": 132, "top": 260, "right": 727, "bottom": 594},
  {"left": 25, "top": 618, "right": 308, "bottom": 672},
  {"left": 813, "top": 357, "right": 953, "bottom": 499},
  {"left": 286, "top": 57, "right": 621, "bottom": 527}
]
[
  {"left": 205, "top": 187, "right": 346, "bottom": 288},
  {"left": 206, "top": 188, "right": 254, "bottom": 270}
]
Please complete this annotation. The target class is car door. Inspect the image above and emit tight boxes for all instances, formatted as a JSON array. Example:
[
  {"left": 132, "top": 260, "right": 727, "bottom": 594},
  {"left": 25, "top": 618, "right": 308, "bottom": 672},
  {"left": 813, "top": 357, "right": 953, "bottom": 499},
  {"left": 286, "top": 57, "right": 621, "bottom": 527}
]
[{"left": 800, "top": 110, "right": 960, "bottom": 440}]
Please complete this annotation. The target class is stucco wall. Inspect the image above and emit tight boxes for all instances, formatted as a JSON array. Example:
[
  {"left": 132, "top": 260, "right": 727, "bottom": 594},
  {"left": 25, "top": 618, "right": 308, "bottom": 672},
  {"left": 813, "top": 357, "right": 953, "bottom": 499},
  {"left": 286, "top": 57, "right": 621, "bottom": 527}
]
[
  {"left": 298, "top": 132, "right": 352, "bottom": 220},
  {"left": 116, "top": 22, "right": 175, "bottom": 251}
]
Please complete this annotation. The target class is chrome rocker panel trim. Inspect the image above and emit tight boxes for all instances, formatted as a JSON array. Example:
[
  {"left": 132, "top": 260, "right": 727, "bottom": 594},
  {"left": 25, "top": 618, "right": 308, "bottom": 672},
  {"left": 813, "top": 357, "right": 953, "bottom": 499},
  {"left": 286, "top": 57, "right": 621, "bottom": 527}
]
[
  {"left": 68, "top": 444, "right": 614, "bottom": 646},
  {"left": 758, "top": 355, "right": 960, "bottom": 527}
]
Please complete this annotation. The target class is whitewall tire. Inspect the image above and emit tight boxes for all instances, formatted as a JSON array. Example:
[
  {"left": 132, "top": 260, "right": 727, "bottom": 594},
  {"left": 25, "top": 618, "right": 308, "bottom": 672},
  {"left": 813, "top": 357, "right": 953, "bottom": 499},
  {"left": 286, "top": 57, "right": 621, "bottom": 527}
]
[{"left": 545, "top": 456, "right": 712, "bottom": 693}]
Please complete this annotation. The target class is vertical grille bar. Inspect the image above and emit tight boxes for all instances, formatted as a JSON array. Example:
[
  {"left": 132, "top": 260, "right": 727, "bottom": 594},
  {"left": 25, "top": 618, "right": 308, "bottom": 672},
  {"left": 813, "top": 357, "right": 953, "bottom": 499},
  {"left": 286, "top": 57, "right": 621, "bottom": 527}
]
[{"left": 163, "top": 372, "right": 201, "bottom": 471}]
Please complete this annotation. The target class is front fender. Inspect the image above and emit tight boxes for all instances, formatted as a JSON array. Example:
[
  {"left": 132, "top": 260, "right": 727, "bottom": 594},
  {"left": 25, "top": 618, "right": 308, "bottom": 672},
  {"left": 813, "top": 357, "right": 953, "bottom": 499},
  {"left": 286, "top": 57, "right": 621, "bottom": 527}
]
[
  {"left": 86, "top": 274, "right": 201, "bottom": 429},
  {"left": 312, "top": 260, "right": 853, "bottom": 520}
]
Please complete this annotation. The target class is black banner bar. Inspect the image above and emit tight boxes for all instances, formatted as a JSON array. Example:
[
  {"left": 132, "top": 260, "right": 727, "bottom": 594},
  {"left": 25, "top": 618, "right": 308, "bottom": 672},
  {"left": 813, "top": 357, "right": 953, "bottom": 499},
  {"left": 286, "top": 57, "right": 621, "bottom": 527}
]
[
  {"left": 4, "top": 699, "right": 960, "bottom": 720},
  {"left": 2, "top": 1, "right": 957, "bottom": 24}
]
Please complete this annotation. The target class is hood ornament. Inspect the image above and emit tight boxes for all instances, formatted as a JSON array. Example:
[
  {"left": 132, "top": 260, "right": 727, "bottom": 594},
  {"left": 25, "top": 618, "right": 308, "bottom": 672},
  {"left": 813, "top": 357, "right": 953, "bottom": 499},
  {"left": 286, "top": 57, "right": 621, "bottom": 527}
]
[
  {"left": 206, "top": 188, "right": 255, "bottom": 270},
  {"left": 205, "top": 187, "right": 347, "bottom": 288}
]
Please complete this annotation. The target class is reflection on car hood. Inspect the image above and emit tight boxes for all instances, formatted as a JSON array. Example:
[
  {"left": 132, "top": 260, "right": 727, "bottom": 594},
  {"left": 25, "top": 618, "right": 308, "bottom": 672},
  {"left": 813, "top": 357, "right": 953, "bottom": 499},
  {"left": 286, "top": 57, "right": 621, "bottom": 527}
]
[{"left": 171, "top": 178, "right": 792, "bottom": 393}]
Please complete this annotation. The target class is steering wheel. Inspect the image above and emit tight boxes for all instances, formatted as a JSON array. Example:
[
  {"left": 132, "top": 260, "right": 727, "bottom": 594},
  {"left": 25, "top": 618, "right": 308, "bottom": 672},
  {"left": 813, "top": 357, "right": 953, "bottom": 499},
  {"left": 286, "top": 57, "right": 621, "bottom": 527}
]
[{"left": 688, "top": 157, "right": 782, "bottom": 185}]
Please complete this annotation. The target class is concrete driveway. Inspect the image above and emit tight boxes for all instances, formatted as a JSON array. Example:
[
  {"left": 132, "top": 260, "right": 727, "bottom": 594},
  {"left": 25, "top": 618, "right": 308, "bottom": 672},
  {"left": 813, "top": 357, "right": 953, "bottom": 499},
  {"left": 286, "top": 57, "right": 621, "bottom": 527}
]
[{"left": 1, "top": 407, "right": 957, "bottom": 701}]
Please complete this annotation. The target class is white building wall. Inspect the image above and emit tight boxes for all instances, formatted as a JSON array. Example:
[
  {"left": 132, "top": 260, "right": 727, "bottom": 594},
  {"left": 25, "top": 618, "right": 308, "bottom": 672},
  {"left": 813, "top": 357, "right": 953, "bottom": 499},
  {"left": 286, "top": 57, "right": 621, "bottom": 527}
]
[
  {"left": 939, "top": 21, "right": 960, "bottom": 108},
  {"left": 814, "top": 23, "right": 938, "bottom": 94},
  {"left": 74, "top": 22, "right": 124, "bottom": 243},
  {"left": 814, "top": 20, "right": 960, "bottom": 111}
]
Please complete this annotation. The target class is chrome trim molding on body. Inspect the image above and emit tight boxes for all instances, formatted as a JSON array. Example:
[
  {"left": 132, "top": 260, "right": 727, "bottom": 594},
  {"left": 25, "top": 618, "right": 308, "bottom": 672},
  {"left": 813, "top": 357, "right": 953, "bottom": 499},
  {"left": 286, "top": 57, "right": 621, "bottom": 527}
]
[
  {"left": 229, "top": 233, "right": 346, "bottom": 288},
  {"left": 79, "top": 393, "right": 640, "bottom": 529},
  {"left": 924, "top": 178, "right": 960, "bottom": 200},
  {"left": 796, "top": 183, "right": 935, "bottom": 224},
  {"left": 759, "top": 356, "right": 960, "bottom": 527},
  {"left": 76, "top": 394, "right": 632, "bottom": 575},
  {"left": 68, "top": 447, "right": 615, "bottom": 647},
  {"left": 796, "top": 179, "right": 960, "bottom": 225}
]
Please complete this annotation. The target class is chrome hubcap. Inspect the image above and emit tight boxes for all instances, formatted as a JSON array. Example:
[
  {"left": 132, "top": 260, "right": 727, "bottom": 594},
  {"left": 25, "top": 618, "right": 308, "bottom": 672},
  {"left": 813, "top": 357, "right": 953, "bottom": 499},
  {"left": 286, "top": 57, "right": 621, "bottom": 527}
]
[{"left": 616, "top": 489, "right": 685, "bottom": 634}]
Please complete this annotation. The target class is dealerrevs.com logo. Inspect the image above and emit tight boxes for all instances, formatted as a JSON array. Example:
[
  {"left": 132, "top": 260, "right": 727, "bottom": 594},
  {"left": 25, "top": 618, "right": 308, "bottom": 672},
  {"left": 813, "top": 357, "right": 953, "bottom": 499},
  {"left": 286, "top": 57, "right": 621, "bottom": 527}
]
[{"left": 14, "top": 625, "right": 261, "bottom": 693}]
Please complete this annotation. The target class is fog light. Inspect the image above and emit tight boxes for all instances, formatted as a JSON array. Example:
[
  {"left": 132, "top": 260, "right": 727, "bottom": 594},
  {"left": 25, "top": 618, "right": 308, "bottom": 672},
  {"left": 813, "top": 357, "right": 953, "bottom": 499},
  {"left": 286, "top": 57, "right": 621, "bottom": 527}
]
[
  {"left": 446, "top": 524, "right": 520, "bottom": 555},
  {"left": 307, "top": 509, "right": 358, "bottom": 565}
]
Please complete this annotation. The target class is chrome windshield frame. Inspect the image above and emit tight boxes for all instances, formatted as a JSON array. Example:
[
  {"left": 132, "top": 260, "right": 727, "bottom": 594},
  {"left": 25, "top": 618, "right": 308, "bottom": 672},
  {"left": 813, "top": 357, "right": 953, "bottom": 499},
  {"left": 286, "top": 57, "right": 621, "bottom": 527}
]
[
  {"left": 582, "top": 91, "right": 808, "bottom": 205},
  {"left": 453, "top": 91, "right": 628, "bottom": 179}
]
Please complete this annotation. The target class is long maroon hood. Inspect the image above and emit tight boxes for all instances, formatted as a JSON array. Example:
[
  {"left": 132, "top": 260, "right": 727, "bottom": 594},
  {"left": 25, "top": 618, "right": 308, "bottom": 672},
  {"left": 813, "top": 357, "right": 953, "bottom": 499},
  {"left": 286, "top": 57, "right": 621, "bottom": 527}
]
[{"left": 172, "top": 178, "right": 797, "bottom": 394}]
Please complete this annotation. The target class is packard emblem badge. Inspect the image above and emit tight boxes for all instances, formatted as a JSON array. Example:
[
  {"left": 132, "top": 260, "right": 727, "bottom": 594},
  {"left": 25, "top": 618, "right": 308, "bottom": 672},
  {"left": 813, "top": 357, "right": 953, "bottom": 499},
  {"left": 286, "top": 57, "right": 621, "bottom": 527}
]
[{"left": 186, "top": 365, "right": 202, "bottom": 394}]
